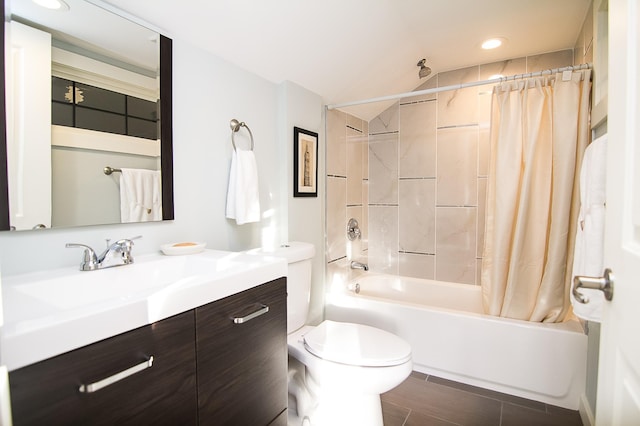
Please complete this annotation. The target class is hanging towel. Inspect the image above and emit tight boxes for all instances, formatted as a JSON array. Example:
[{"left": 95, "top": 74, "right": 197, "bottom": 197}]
[
  {"left": 120, "top": 168, "right": 162, "bottom": 223},
  {"left": 226, "top": 149, "right": 260, "bottom": 225},
  {"left": 571, "top": 133, "right": 607, "bottom": 322}
]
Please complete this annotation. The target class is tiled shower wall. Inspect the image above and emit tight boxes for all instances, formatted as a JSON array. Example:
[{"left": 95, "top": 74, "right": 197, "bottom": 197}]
[
  {"left": 327, "top": 49, "right": 575, "bottom": 285},
  {"left": 326, "top": 111, "right": 369, "bottom": 265}
]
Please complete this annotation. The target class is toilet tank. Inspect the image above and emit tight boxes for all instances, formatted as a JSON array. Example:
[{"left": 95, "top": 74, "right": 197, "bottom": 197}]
[{"left": 251, "top": 242, "right": 315, "bottom": 333}]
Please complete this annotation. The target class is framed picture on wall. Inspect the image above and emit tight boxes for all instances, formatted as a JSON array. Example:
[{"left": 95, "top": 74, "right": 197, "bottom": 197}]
[{"left": 293, "top": 127, "right": 318, "bottom": 197}]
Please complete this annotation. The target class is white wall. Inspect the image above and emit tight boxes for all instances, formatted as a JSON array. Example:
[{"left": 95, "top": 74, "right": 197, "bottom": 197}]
[
  {"left": 0, "top": 37, "right": 324, "bottom": 282},
  {"left": 278, "top": 81, "right": 325, "bottom": 325}
]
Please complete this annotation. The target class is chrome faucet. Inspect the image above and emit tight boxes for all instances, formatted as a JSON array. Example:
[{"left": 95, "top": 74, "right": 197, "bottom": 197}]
[
  {"left": 350, "top": 261, "right": 369, "bottom": 271},
  {"left": 66, "top": 236, "right": 141, "bottom": 271}
]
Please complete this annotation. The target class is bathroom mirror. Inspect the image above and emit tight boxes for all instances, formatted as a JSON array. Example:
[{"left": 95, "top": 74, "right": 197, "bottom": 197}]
[{"left": 0, "top": 0, "right": 173, "bottom": 231}]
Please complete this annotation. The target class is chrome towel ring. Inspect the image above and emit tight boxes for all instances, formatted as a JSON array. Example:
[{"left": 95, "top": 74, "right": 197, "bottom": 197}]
[{"left": 230, "top": 119, "right": 254, "bottom": 151}]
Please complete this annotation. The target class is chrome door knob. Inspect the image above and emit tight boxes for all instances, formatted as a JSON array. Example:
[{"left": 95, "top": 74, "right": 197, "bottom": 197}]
[{"left": 573, "top": 268, "right": 614, "bottom": 303}]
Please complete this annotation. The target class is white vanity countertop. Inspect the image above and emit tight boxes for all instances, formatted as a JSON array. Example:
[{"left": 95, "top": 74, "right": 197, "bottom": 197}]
[{"left": 1, "top": 249, "right": 287, "bottom": 371}]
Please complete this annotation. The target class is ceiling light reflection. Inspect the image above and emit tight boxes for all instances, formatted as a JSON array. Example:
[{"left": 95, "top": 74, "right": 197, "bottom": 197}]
[{"left": 32, "top": 0, "right": 69, "bottom": 11}]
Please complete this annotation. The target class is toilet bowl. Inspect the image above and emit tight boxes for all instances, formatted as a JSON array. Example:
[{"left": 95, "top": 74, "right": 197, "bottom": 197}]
[
  {"left": 289, "top": 321, "right": 412, "bottom": 393},
  {"left": 248, "top": 242, "right": 412, "bottom": 426},
  {"left": 288, "top": 321, "right": 412, "bottom": 425}
]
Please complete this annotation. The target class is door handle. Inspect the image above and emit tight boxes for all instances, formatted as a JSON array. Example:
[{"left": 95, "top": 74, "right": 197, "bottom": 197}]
[{"left": 573, "top": 268, "right": 614, "bottom": 304}]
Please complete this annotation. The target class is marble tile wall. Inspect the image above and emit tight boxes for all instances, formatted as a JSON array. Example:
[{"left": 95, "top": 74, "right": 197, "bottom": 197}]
[
  {"left": 326, "top": 49, "right": 574, "bottom": 285},
  {"left": 326, "top": 109, "right": 368, "bottom": 268},
  {"left": 574, "top": 1, "right": 594, "bottom": 66}
]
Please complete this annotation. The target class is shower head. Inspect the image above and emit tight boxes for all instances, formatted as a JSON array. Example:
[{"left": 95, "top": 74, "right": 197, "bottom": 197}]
[{"left": 417, "top": 58, "right": 431, "bottom": 79}]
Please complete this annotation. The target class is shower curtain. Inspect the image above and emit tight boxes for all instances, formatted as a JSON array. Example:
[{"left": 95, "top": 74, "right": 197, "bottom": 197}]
[{"left": 481, "top": 70, "right": 591, "bottom": 322}]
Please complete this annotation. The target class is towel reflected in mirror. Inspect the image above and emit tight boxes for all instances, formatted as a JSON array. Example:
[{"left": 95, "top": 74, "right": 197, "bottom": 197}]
[{"left": 120, "top": 168, "right": 162, "bottom": 223}]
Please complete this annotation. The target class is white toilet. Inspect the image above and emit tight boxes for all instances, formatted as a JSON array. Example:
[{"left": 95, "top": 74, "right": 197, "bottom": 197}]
[{"left": 254, "top": 242, "right": 412, "bottom": 426}]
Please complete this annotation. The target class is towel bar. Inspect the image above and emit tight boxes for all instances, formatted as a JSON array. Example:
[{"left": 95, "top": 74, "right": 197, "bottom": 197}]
[{"left": 230, "top": 119, "right": 254, "bottom": 151}]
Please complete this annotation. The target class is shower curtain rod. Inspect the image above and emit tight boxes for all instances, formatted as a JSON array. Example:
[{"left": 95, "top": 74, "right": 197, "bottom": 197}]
[{"left": 326, "top": 63, "right": 592, "bottom": 110}]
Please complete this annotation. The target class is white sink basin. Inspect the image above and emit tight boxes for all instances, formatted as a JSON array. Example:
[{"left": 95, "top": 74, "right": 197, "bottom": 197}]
[{"left": 1, "top": 249, "right": 287, "bottom": 371}]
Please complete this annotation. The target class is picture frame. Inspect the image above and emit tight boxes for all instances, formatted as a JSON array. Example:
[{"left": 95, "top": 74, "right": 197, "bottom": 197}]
[{"left": 293, "top": 127, "right": 318, "bottom": 197}]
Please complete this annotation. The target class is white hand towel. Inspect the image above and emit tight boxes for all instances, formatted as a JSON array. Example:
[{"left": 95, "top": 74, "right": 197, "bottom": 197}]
[
  {"left": 226, "top": 150, "right": 260, "bottom": 225},
  {"left": 571, "top": 134, "right": 607, "bottom": 322},
  {"left": 120, "top": 168, "right": 162, "bottom": 223}
]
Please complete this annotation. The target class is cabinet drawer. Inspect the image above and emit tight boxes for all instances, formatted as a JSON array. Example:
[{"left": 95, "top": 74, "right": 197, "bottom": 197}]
[
  {"left": 9, "top": 310, "right": 197, "bottom": 426},
  {"left": 196, "top": 277, "right": 287, "bottom": 425}
]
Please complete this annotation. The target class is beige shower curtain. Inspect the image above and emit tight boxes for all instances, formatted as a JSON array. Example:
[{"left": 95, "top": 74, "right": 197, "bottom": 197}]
[{"left": 481, "top": 70, "right": 591, "bottom": 322}]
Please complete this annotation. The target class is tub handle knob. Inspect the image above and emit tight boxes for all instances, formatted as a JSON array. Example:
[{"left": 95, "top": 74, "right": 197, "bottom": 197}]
[
  {"left": 573, "top": 268, "right": 614, "bottom": 303},
  {"left": 347, "top": 218, "right": 361, "bottom": 241}
]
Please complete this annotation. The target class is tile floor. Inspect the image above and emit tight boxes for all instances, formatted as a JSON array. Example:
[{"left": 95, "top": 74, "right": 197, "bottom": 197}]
[{"left": 381, "top": 372, "right": 584, "bottom": 426}]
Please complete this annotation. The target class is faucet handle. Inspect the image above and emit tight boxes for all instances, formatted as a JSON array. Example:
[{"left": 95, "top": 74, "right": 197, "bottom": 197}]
[
  {"left": 117, "top": 235, "right": 142, "bottom": 264},
  {"left": 66, "top": 243, "right": 99, "bottom": 271},
  {"left": 107, "top": 235, "right": 142, "bottom": 249},
  {"left": 118, "top": 235, "right": 142, "bottom": 248},
  {"left": 347, "top": 218, "right": 362, "bottom": 241}
]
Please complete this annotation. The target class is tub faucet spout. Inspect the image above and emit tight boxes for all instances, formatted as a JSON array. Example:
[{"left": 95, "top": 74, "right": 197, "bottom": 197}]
[{"left": 350, "top": 261, "right": 369, "bottom": 271}]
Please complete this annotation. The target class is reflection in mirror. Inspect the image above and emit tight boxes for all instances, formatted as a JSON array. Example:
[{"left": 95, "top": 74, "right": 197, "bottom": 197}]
[{"left": 1, "top": 0, "right": 173, "bottom": 231}]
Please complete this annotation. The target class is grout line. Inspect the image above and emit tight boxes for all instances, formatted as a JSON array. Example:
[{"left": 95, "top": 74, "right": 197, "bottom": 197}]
[
  {"left": 499, "top": 402, "right": 504, "bottom": 426},
  {"left": 398, "top": 176, "right": 436, "bottom": 180},
  {"left": 437, "top": 123, "right": 479, "bottom": 130},
  {"left": 399, "top": 250, "right": 435, "bottom": 256},
  {"left": 427, "top": 376, "right": 522, "bottom": 407},
  {"left": 399, "top": 98, "right": 437, "bottom": 106},
  {"left": 401, "top": 408, "right": 411, "bottom": 426},
  {"left": 369, "top": 130, "right": 399, "bottom": 136}
]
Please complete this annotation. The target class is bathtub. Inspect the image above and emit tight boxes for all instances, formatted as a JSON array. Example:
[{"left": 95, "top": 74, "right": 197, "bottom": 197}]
[{"left": 324, "top": 274, "right": 587, "bottom": 410}]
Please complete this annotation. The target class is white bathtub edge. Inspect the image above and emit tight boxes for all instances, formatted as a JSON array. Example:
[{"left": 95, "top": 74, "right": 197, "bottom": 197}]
[
  {"left": 411, "top": 361, "right": 584, "bottom": 410},
  {"left": 326, "top": 274, "right": 588, "bottom": 410}
]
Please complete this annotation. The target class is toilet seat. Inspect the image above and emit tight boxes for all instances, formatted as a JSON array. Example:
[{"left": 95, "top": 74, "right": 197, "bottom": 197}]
[{"left": 303, "top": 320, "right": 411, "bottom": 367}]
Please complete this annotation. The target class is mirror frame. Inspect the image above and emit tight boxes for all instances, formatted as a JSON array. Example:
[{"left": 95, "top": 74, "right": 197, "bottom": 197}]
[
  {"left": 159, "top": 35, "right": 174, "bottom": 222},
  {"left": 0, "top": 1, "right": 174, "bottom": 230},
  {"left": 0, "top": 0, "right": 8, "bottom": 230}
]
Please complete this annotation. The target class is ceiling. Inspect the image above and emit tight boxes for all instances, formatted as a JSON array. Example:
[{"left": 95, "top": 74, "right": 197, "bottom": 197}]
[{"left": 100, "top": 0, "right": 591, "bottom": 121}]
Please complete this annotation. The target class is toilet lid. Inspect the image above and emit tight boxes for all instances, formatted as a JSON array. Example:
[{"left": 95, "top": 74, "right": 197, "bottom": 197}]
[{"left": 303, "top": 320, "right": 412, "bottom": 367}]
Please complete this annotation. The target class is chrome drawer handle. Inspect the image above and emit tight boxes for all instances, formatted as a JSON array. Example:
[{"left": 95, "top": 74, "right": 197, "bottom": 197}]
[
  {"left": 79, "top": 356, "right": 154, "bottom": 393},
  {"left": 232, "top": 304, "right": 269, "bottom": 324}
]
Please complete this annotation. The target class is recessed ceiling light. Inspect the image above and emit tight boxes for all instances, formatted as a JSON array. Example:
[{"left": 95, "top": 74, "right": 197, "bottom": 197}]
[
  {"left": 32, "top": 0, "right": 70, "bottom": 11},
  {"left": 482, "top": 38, "right": 505, "bottom": 50}
]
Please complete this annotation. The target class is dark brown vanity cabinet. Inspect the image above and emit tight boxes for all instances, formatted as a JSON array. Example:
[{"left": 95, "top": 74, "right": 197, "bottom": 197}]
[
  {"left": 7, "top": 278, "right": 288, "bottom": 426},
  {"left": 196, "top": 277, "right": 288, "bottom": 425},
  {"left": 9, "top": 310, "right": 198, "bottom": 426}
]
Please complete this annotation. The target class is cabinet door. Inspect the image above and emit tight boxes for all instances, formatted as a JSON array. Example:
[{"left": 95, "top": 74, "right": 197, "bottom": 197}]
[
  {"left": 6, "top": 21, "right": 52, "bottom": 230},
  {"left": 196, "top": 278, "right": 287, "bottom": 425},
  {"left": 9, "top": 311, "right": 197, "bottom": 426}
]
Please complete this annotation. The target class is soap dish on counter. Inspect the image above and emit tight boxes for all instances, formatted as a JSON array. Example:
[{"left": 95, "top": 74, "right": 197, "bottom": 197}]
[{"left": 160, "top": 242, "right": 206, "bottom": 256}]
